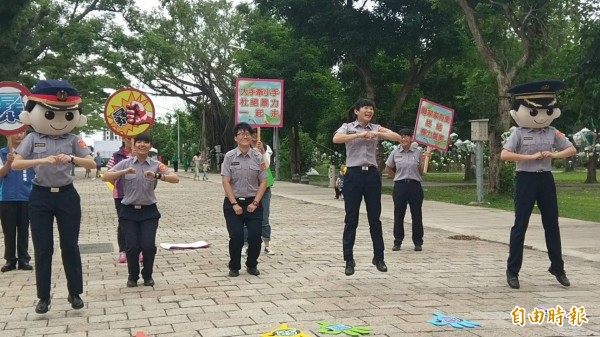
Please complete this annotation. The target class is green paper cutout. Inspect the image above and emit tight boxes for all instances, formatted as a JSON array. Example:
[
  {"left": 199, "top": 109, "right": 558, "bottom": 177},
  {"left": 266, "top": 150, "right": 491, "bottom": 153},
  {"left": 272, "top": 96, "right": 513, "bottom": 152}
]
[{"left": 317, "top": 321, "right": 372, "bottom": 336}]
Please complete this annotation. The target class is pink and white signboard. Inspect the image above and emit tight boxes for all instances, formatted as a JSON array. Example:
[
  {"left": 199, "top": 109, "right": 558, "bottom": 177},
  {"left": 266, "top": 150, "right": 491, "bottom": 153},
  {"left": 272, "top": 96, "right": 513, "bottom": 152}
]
[{"left": 235, "top": 78, "right": 284, "bottom": 128}]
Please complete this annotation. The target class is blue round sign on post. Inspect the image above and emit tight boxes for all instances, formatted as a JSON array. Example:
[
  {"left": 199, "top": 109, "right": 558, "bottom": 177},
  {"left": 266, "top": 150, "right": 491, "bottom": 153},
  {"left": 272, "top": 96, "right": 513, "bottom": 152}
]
[{"left": 0, "top": 81, "right": 31, "bottom": 136}]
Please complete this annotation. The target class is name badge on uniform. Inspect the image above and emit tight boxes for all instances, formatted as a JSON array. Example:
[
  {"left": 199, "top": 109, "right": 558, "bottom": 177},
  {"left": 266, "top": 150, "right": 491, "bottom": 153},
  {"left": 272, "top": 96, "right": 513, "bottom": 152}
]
[
  {"left": 347, "top": 131, "right": 356, "bottom": 134},
  {"left": 231, "top": 162, "right": 240, "bottom": 166},
  {"left": 34, "top": 143, "right": 46, "bottom": 148},
  {"left": 523, "top": 136, "right": 533, "bottom": 140}
]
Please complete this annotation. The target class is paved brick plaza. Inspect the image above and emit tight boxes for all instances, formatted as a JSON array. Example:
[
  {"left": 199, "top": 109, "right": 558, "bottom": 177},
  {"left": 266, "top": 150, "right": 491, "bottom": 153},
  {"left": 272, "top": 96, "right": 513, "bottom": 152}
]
[{"left": 0, "top": 170, "right": 598, "bottom": 336}]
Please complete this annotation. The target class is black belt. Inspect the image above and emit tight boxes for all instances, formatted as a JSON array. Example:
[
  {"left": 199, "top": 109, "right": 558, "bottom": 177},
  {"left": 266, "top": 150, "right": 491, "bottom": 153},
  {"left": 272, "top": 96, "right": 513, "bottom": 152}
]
[
  {"left": 32, "top": 183, "right": 74, "bottom": 193},
  {"left": 396, "top": 179, "right": 419, "bottom": 183},
  {"left": 517, "top": 170, "right": 550, "bottom": 173},
  {"left": 347, "top": 165, "right": 377, "bottom": 172}
]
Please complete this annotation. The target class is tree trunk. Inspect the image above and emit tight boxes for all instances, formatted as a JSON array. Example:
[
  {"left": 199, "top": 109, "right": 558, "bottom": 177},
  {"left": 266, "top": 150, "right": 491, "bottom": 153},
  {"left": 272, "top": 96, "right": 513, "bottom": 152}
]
[
  {"left": 585, "top": 151, "right": 598, "bottom": 183},
  {"left": 289, "top": 126, "right": 301, "bottom": 175},
  {"left": 390, "top": 58, "right": 439, "bottom": 115},
  {"left": 487, "top": 77, "right": 513, "bottom": 194},
  {"left": 463, "top": 152, "right": 474, "bottom": 181},
  {"left": 352, "top": 59, "right": 375, "bottom": 100}
]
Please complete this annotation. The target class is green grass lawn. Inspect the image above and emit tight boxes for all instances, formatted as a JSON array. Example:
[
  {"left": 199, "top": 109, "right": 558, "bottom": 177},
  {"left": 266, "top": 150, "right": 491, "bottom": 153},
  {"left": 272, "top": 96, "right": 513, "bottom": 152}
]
[{"left": 306, "top": 171, "right": 599, "bottom": 222}]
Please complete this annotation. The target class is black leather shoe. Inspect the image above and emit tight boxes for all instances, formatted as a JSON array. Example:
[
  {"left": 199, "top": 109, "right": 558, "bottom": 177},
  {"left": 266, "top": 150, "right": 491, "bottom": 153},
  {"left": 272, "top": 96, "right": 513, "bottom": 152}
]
[
  {"left": 35, "top": 298, "right": 51, "bottom": 314},
  {"left": 127, "top": 279, "right": 138, "bottom": 287},
  {"left": 247, "top": 267, "right": 260, "bottom": 276},
  {"left": 67, "top": 294, "right": 84, "bottom": 309},
  {"left": 548, "top": 268, "right": 570, "bottom": 287},
  {"left": 506, "top": 271, "right": 520, "bottom": 289},
  {"left": 414, "top": 245, "right": 423, "bottom": 252},
  {"left": 345, "top": 260, "right": 355, "bottom": 276},
  {"left": 1, "top": 262, "right": 16, "bottom": 272},
  {"left": 372, "top": 258, "right": 388, "bottom": 272},
  {"left": 18, "top": 262, "right": 33, "bottom": 271},
  {"left": 228, "top": 269, "right": 239, "bottom": 277},
  {"left": 392, "top": 245, "right": 401, "bottom": 251},
  {"left": 143, "top": 278, "right": 155, "bottom": 286}
]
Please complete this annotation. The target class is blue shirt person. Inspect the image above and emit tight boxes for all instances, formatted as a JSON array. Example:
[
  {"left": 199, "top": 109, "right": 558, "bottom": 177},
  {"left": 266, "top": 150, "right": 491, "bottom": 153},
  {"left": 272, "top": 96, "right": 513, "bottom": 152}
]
[{"left": 0, "top": 132, "right": 35, "bottom": 273}]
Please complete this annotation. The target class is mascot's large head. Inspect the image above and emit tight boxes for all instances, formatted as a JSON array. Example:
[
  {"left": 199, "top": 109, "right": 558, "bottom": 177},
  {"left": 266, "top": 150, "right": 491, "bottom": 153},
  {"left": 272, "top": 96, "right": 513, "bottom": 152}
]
[
  {"left": 507, "top": 80, "right": 564, "bottom": 129},
  {"left": 20, "top": 80, "right": 87, "bottom": 135}
]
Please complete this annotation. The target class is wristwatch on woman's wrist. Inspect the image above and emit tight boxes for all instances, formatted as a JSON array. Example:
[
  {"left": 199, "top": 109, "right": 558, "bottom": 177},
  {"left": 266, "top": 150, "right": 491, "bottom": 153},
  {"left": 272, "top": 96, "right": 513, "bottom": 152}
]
[{"left": 69, "top": 155, "right": 75, "bottom": 163}]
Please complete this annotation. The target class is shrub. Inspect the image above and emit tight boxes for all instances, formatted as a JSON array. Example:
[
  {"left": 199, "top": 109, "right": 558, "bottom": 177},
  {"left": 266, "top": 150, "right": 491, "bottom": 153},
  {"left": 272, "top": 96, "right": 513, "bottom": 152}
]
[{"left": 499, "top": 161, "right": 516, "bottom": 196}]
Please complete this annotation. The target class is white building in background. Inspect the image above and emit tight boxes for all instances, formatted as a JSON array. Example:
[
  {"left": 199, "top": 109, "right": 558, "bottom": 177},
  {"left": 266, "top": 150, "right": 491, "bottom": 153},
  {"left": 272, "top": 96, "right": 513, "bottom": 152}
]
[
  {"left": 103, "top": 129, "right": 122, "bottom": 141},
  {"left": 93, "top": 129, "right": 122, "bottom": 160}
]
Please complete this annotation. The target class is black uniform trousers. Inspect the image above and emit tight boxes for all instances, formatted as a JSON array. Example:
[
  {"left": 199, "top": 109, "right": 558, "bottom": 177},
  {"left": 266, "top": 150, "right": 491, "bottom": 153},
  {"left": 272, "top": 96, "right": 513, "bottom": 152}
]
[
  {"left": 342, "top": 167, "right": 385, "bottom": 262},
  {"left": 29, "top": 184, "right": 83, "bottom": 300},
  {"left": 223, "top": 198, "right": 262, "bottom": 271},
  {"left": 392, "top": 180, "right": 424, "bottom": 247},
  {"left": 1, "top": 201, "right": 31, "bottom": 265},
  {"left": 120, "top": 204, "right": 160, "bottom": 281},
  {"left": 507, "top": 171, "right": 564, "bottom": 276},
  {"left": 113, "top": 198, "right": 126, "bottom": 252}
]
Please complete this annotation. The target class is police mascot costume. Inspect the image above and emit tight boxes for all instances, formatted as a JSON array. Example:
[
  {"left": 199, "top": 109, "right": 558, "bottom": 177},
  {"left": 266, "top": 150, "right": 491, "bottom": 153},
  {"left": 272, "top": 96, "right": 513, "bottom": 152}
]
[
  {"left": 501, "top": 81, "right": 576, "bottom": 289},
  {"left": 12, "top": 80, "right": 96, "bottom": 313}
]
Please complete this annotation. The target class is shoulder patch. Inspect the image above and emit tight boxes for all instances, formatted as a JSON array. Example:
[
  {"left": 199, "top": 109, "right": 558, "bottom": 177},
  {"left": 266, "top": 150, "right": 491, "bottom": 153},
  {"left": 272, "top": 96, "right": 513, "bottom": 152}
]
[
  {"left": 159, "top": 164, "right": 168, "bottom": 172},
  {"left": 556, "top": 130, "right": 565, "bottom": 138},
  {"left": 261, "top": 162, "right": 266, "bottom": 170},
  {"left": 78, "top": 139, "right": 87, "bottom": 149}
]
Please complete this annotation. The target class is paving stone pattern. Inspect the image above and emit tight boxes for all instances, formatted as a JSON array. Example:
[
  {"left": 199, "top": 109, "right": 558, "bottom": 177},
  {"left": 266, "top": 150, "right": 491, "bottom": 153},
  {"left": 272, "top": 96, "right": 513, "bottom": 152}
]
[{"left": 0, "top": 170, "right": 598, "bottom": 337}]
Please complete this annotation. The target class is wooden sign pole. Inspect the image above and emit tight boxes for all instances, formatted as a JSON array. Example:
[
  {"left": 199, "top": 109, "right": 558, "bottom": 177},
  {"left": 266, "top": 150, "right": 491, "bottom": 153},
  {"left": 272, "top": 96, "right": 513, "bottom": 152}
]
[{"left": 422, "top": 146, "right": 432, "bottom": 173}]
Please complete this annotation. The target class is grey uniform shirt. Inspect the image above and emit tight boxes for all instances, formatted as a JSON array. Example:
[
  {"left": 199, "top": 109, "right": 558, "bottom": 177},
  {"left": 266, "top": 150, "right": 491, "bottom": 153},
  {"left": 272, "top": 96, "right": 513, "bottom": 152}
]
[
  {"left": 221, "top": 147, "right": 267, "bottom": 198},
  {"left": 385, "top": 147, "right": 423, "bottom": 182},
  {"left": 335, "top": 121, "right": 392, "bottom": 167},
  {"left": 110, "top": 156, "right": 171, "bottom": 205},
  {"left": 503, "top": 126, "right": 573, "bottom": 172},
  {"left": 15, "top": 132, "right": 91, "bottom": 187}
]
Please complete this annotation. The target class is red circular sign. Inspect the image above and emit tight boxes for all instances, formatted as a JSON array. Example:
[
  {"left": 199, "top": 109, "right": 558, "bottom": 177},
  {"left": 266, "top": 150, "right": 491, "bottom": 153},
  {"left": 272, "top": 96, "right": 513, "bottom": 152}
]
[{"left": 103, "top": 88, "right": 155, "bottom": 138}]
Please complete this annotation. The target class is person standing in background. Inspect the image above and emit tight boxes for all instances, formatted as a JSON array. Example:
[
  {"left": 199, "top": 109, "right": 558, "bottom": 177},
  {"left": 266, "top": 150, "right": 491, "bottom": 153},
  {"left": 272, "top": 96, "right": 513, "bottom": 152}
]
[
  {"left": 334, "top": 164, "right": 346, "bottom": 200},
  {"left": 172, "top": 154, "right": 179, "bottom": 172},
  {"left": 222, "top": 122, "right": 268, "bottom": 277},
  {"left": 333, "top": 98, "right": 402, "bottom": 276},
  {"left": 0, "top": 132, "right": 35, "bottom": 273},
  {"left": 192, "top": 151, "right": 202, "bottom": 181},
  {"left": 242, "top": 128, "right": 274, "bottom": 255},
  {"left": 385, "top": 128, "right": 425, "bottom": 252},
  {"left": 106, "top": 138, "right": 134, "bottom": 263},
  {"left": 183, "top": 153, "right": 190, "bottom": 172},
  {"left": 93, "top": 152, "right": 103, "bottom": 179}
]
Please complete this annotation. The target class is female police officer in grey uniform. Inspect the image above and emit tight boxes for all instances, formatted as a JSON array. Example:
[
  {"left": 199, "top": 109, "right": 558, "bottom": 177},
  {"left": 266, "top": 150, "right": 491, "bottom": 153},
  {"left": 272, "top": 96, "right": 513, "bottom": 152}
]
[
  {"left": 385, "top": 128, "right": 425, "bottom": 252},
  {"left": 222, "top": 122, "right": 268, "bottom": 277},
  {"left": 103, "top": 133, "right": 179, "bottom": 287},
  {"left": 333, "top": 98, "right": 401, "bottom": 276},
  {"left": 12, "top": 80, "right": 96, "bottom": 314}
]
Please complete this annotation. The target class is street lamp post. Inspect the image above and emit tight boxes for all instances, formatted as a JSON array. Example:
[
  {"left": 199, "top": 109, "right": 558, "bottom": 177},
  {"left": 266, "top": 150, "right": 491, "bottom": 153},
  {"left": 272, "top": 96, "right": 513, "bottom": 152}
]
[
  {"left": 177, "top": 111, "right": 180, "bottom": 168},
  {"left": 469, "top": 119, "right": 489, "bottom": 205}
]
